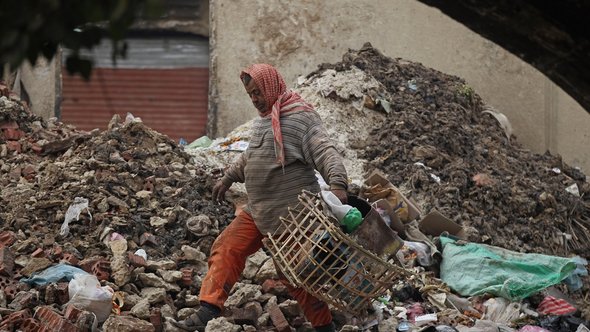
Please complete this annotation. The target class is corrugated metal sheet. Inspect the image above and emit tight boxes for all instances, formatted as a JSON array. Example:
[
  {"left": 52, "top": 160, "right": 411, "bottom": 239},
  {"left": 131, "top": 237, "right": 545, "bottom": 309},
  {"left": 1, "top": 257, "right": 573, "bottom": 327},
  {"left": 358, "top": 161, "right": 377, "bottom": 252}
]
[
  {"left": 65, "top": 37, "right": 209, "bottom": 68},
  {"left": 61, "top": 67, "right": 208, "bottom": 142}
]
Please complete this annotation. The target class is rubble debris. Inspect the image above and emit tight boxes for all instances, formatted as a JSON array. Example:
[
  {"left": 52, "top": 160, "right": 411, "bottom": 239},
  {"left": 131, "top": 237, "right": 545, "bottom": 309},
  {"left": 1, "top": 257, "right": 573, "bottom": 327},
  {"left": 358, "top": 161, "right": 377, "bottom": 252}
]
[{"left": 2, "top": 40, "right": 590, "bottom": 331}]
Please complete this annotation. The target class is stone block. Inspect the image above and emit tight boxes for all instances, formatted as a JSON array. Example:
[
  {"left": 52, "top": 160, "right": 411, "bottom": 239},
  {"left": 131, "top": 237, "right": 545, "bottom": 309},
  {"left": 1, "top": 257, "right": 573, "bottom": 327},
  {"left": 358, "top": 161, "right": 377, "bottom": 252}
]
[{"left": 102, "top": 315, "right": 156, "bottom": 332}]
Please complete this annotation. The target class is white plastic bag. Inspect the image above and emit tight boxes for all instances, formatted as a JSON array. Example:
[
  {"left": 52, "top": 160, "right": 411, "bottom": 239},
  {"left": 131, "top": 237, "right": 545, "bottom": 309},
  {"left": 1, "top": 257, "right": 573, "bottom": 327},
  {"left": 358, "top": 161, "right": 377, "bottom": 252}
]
[
  {"left": 67, "top": 274, "right": 114, "bottom": 322},
  {"left": 321, "top": 190, "right": 352, "bottom": 220},
  {"left": 60, "top": 197, "right": 92, "bottom": 237}
]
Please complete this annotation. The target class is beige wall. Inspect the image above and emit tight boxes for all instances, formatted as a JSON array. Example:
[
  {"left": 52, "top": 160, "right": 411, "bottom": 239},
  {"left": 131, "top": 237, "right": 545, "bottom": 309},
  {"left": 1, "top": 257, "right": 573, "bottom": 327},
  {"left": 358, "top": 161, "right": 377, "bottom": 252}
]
[
  {"left": 209, "top": 0, "right": 590, "bottom": 174},
  {"left": 17, "top": 56, "right": 60, "bottom": 120}
]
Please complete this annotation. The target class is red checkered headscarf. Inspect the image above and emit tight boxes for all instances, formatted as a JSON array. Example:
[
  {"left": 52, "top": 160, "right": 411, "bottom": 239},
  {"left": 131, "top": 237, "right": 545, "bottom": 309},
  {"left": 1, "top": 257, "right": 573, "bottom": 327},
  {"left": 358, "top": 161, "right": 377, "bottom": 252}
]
[{"left": 240, "top": 64, "right": 314, "bottom": 167}]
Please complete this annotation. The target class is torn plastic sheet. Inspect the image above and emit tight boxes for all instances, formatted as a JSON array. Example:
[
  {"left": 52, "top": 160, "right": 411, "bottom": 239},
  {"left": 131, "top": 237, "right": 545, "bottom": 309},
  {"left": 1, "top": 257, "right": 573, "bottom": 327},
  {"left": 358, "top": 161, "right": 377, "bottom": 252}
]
[{"left": 60, "top": 197, "right": 92, "bottom": 237}]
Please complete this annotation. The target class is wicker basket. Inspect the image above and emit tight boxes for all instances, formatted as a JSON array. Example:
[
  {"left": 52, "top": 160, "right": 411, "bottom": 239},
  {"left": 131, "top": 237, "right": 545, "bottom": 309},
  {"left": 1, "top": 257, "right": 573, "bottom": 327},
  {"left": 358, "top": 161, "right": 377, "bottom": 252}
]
[{"left": 265, "top": 190, "right": 409, "bottom": 316}]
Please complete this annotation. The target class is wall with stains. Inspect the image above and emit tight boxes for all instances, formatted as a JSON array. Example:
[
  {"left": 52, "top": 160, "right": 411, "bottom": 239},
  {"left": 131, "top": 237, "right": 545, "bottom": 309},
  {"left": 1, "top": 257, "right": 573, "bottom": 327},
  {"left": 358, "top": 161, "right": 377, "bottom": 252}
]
[{"left": 209, "top": 0, "right": 590, "bottom": 174}]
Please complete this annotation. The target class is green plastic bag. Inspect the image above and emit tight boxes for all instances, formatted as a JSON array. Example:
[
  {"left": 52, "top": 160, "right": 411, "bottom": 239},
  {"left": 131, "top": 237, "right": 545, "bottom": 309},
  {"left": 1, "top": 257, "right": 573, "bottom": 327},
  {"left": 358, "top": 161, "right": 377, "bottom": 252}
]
[{"left": 440, "top": 236, "right": 577, "bottom": 301}]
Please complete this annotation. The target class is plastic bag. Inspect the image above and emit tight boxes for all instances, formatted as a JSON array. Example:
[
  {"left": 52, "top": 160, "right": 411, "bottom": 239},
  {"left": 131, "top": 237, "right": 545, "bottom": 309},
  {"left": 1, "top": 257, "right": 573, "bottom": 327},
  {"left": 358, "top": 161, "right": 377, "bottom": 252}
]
[
  {"left": 321, "top": 191, "right": 362, "bottom": 233},
  {"left": 20, "top": 264, "right": 88, "bottom": 286},
  {"left": 483, "top": 297, "right": 520, "bottom": 324},
  {"left": 60, "top": 197, "right": 92, "bottom": 237},
  {"left": 563, "top": 256, "right": 588, "bottom": 291},
  {"left": 403, "top": 240, "right": 433, "bottom": 267},
  {"left": 68, "top": 274, "right": 114, "bottom": 322},
  {"left": 440, "top": 236, "right": 577, "bottom": 301}
]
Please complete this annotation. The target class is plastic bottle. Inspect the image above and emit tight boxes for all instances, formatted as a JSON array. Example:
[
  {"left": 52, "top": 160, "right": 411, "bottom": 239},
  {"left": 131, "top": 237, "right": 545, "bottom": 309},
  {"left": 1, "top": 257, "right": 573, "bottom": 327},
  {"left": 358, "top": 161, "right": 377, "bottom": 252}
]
[
  {"left": 320, "top": 191, "right": 363, "bottom": 233},
  {"left": 341, "top": 208, "right": 362, "bottom": 233}
]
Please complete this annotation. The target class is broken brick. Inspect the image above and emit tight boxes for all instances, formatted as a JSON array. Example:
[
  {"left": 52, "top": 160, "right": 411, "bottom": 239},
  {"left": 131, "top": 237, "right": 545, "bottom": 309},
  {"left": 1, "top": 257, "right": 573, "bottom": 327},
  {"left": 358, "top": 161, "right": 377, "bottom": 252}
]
[
  {"left": 64, "top": 304, "right": 83, "bottom": 322},
  {"left": 0, "top": 231, "right": 16, "bottom": 247},
  {"left": 0, "top": 246, "right": 15, "bottom": 276},
  {"left": 140, "top": 232, "right": 158, "bottom": 246},
  {"left": 0, "top": 309, "right": 32, "bottom": 331},
  {"left": 144, "top": 175, "right": 155, "bottom": 192},
  {"left": 150, "top": 307, "right": 163, "bottom": 332},
  {"left": 92, "top": 260, "right": 111, "bottom": 281},
  {"left": 51, "top": 245, "right": 63, "bottom": 258},
  {"left": 34, "top": 305, "right": 78, "bottom": 332},
  {"left": 6, "top": 140, "right": 21, "bottom": 153},
  {"left": 2, "top": 128, "right": 25, "bottom": 140},
  {"left": 128, "top": 252, "right": 147, "bottom": 267},
  {"left": 79, "top": 257, "right": 102, "bottom": 273},
  {"left": 4, "top": 283, "right": 19, "bottom": 301},
  {"left": 0, "top": 120, "right": 18, "bottom": 129},
  {"left": 61, "top": 252, "right": 79, "bottom": 266},
  {"left": 180, "top": 267, "right": 193, "bottom": 287},
  {"left": 9, "top": 291, "right": 36, "bottom": 310},
  {"left": 22, "top": 164, "right": 37, "bottom": 181},
  {"left": 20, "top": 317, "right": 47, "bottom": 332},
  {"left": 262, "top": 279, "right": 288, "bottom": 296},
  {"left": 45, "top": 282, "right": 70, "bottom": 305},
  {"left": 232, "top": 306, "right": 259, "bottom": 326},
  {"left": 30, "top": 142, "right": 43, "bottom": 154},
  {"left": 268, "top": 303, "right": 291, "bottom": 332},
  {"left": 31, "top": 248, "right": 45, "bottom": 258}
]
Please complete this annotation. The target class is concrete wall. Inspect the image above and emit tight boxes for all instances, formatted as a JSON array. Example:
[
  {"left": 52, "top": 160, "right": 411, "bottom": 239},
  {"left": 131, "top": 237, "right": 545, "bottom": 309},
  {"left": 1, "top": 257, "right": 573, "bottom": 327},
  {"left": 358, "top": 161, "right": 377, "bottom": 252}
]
[
  {"left": 209, "top": 0, "right": 590, "bottom": 174},
  {"left": 17, "top": 56, "right": 61, "bottom": 120}
]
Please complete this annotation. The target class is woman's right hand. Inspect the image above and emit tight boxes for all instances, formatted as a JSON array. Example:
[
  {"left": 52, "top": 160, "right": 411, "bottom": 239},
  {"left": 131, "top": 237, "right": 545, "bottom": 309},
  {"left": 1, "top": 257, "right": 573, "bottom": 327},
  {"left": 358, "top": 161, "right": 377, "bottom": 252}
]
[{"left": 212, "top": 181, "right": 229, "bottom": 203}]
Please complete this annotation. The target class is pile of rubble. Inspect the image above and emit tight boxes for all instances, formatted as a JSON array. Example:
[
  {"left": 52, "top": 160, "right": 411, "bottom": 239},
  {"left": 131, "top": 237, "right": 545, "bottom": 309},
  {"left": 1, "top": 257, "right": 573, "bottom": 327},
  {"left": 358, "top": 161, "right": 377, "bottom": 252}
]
[{"left": 1, "top": 41, "right": 589, "bottom": 332}]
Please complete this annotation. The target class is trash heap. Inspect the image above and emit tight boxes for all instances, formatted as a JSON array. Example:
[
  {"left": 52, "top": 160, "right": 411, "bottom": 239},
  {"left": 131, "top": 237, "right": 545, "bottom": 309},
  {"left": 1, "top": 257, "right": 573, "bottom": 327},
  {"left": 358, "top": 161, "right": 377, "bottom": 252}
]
[
  {"left": 295, "top": 43, "right": 590, "bottom": 331},
  {"left": 0, "top": 40, "right": 589, "bottom": 332}
]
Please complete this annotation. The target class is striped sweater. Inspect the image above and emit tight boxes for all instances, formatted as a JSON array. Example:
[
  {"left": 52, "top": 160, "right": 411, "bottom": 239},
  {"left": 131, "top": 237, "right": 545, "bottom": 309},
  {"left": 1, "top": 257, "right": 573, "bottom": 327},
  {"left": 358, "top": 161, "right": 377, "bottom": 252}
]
[{"left": 221, "top": 110, "right": 348, "bottom": 235}]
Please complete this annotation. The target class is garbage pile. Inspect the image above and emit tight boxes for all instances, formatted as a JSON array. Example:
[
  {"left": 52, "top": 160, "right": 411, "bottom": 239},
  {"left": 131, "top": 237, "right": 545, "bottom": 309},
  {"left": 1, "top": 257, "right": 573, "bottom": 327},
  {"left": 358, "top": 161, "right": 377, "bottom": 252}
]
[{"left": 0, "top": 40, "right": 589, "bottom": 332}]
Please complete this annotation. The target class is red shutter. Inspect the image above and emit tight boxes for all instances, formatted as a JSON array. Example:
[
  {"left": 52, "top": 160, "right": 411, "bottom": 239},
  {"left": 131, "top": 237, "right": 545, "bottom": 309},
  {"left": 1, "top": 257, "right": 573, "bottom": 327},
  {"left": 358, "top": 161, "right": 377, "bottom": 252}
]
[{"left": 61, "top": 67, "right": 208, "bottom": 142}]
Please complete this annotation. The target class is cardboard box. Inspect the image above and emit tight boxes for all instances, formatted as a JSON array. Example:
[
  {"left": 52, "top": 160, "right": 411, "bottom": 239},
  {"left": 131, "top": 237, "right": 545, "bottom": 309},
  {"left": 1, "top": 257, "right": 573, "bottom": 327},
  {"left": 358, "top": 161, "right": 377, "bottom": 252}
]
[
  {"left": 362, "top": 170, "right": 466, "bottom": 239},
  {"left": 372, "top": 199, "right": 405, "bottom": 234},
  {"left": 347, "top": 195, "right": 403, "bottom": 259},
  {"left": 418, "top": 210, "right": 466, "bottom": 239},
  {"left": 361, "top": 170, "right": 422, "bottom": 222}
]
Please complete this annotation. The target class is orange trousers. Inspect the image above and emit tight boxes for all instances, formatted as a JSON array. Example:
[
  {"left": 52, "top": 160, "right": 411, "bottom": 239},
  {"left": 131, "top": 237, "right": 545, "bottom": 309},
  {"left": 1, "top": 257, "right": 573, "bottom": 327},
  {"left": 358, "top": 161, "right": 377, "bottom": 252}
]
[{"left": 199, "top": 210, "right": 332, "bottom": 327}]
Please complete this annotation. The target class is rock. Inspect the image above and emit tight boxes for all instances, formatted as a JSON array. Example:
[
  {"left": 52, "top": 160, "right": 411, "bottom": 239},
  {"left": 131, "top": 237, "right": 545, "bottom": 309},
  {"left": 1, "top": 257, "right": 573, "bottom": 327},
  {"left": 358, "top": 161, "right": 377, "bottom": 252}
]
[
  {"left": 157, "top": 269, "right": 182, "bottom": 283},
  {"left": 20, "top": 257, "right": 52, "bottom": 277},
  {"left": 225, "top": 283, "right": 262, "bottom": 308},
  {"left": 177, "top": 307, "right": 197, "bottom": 320},
  {"left": 161, "top": 304, "right": 174, "bottom": 319},
  {"left": 140, "top": 287, "right": 167, "bottom": 304},
  {"left": 186, "top": 214, "right": 216, "bottom": 237},
  {"left": 257, "top": 312, "right": 270, "bottom": 327},
  {"left": 254, "top": 259, "right": 278, "bottom": 283},
  {"left": 242, "top": 249, "right": 269, "bottom": 280},
  {"left": 109, "top": 239, "right": 128, "bottom": 256},
  {"left": 205, "top": 317, "right": 241, "bottom": 332},
  {"left": 279, "top": 299, "right": 301, "bottom": 318},
  {"left": 102, "top": 315, "right": 155, "bottom": 332},
  {"left": 123, "top": 293, "right": 142, "bottom": 311},
  {"left": 131, "top": 298, "right": 151, "bottom": 319},
  {"left": 163, "top": 317, "right": 184, "bottom": 332},
  {"left": 181, "top": 245, "right": 206, "bottom": 262},
  {"left": 378, "top": 317, "right": 398, "bottom": 332},
  {"left": 185, "top": 294, "right": 200, "bottom": 306},
  {"left": 138, "top": 273, "right": 180, "bottom": 292},
  {"left": 111, "top": 255, "right": 131, "bottom": 286},
  {"left": 150, "top": 216, "right": 168, "bottom": 228},
  {"left": 146, "top": 259, "right": 176, "bottom": 271}
]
